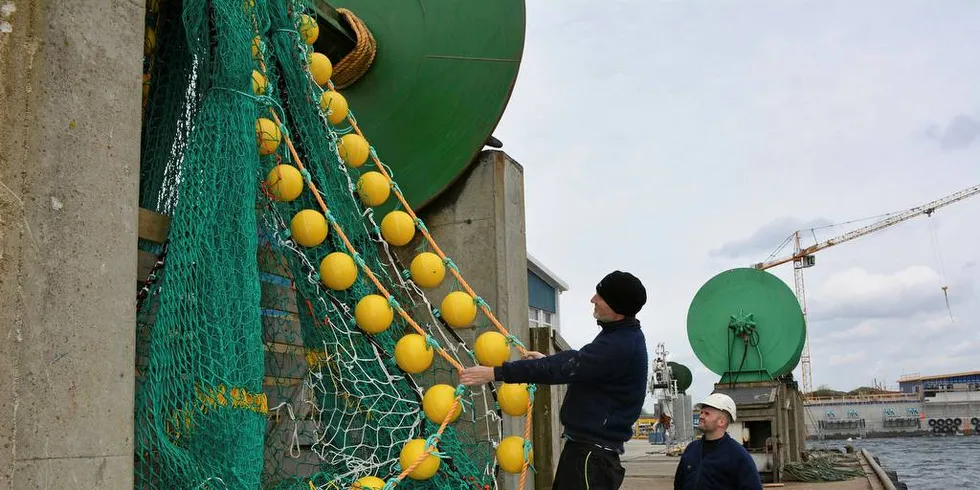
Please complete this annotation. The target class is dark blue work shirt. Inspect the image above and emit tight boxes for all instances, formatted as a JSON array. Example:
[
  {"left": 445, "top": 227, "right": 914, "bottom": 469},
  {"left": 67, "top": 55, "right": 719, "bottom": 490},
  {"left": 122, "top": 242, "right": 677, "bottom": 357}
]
[
  {"left": 674, "top": 432, "right": 762, "bottom": 490},
  {"left": 493, "top": 318, "right": 647, "bottom": 453}
]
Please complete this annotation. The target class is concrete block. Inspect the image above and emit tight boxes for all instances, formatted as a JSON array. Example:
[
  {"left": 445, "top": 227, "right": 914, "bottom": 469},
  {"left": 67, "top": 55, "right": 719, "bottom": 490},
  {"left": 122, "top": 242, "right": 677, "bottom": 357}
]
[
  {"left": 12, "top": 454, "right": 131, "bottom": 490},
  {"left": 0, "top": 0, "right": 143, "bottom": 487}
]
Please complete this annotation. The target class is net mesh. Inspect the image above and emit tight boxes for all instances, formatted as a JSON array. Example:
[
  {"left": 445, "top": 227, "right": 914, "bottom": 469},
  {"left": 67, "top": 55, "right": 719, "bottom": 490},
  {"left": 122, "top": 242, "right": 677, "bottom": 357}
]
[{"left": 136, "top": 1, "right": 533, "bottom": 489}]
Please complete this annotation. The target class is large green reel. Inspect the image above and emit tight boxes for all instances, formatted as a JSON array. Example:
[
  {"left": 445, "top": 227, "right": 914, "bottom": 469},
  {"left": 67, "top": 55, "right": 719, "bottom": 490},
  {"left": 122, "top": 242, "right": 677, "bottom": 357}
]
[
  {"left": 668, "top": 362, "right": 692, "bottom": 394},
  {"left": 319, "top": 0, "right": 525, "bottom": 210},
  {"left": 686, "top": 268, "right": 805, "bottom": 383}
]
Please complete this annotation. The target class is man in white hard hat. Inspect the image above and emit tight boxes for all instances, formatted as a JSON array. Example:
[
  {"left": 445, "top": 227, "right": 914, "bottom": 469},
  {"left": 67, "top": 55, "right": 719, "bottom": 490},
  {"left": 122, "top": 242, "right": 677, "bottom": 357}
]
[{"left": 673, "top": 393, "right": 762, "bottom": 490}]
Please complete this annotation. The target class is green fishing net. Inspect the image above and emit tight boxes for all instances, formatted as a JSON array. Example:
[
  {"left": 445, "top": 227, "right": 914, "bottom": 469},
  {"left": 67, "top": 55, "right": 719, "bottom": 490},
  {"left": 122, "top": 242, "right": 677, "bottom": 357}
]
[{"left": 136, "top": 1, "right": 531, "bottom": 489}]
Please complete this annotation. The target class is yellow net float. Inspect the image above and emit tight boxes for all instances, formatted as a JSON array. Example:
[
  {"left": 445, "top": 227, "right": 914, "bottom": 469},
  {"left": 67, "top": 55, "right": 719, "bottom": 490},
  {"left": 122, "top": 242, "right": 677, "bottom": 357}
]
[
  {"left": 319, "top": 252, "right": 358, "bottom": 290},
  {"left": 308, "top": 52, "right": 333, "bottom": 86},
  {"left": 255, "top": 118, "right": 281, "bottom": 156},
  {"left": 251, "top": 70, "right": 267, "bottom": 95},
  {"left": 264, "top": 164, "right": 303, "bottom": 202},
  {"left": 290, "top": 209, "right": 328, "bottom": 247},
  {"left": 354, "top": 294, "right": 394, "bottom": 334},
  {"left": 422, "top": 384, "right": 462, "bottom": 425},
  {"left": 380, "top": 210, "right": 415, "bottom": 246},
  {"left": 338, "top": 133, "right": 370, "bottom": 168},
  {"left": 298, "top": 14, "right": 319, "bottom": 45},
  {"left": 319, "top": 91, "right": 350, "bottom": 125},
  {"left": 474, "top": 331, "right": 510, "bottom": 367},
  {"left": 394, "top": 334, "right": 433, "bottom": 373},
  {"left": 142, "top": 73, "right": 151, "bottom": 101},
  {"left": 410, "top": 252, "right": 446, "bottom": 289},
  {"left": 496, "top": 436, "right": 529, "bottom": 474},
  {"left": 497, "top": 383, "right": 529, "bottom": 416},
  {"left": 251, "top": 35, "right": 262, "bottom": 60},
  {"left": 350, "top": 476, "right": 385, "bottom": 489},
  {"left": 144, "top": 27, "right": 156, "bottom": 57},
  {"left": 440, "top": 291, "right": 476, "bottom": 328},
  {"left": 399, "top": 439, "right": 441, "bottom": 480},
  {"left": 356, "top": 171, "right": 390, "bottom": 207}
]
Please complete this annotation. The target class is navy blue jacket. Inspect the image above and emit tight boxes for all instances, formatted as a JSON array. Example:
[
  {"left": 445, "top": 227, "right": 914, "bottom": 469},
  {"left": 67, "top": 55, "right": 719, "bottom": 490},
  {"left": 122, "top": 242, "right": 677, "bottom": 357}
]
[
  {"left": 492, "top": 318, "right": 647, "bottom": 453},
  {"left": 673, "top": 433, "right": 762, "bottom": 490}
]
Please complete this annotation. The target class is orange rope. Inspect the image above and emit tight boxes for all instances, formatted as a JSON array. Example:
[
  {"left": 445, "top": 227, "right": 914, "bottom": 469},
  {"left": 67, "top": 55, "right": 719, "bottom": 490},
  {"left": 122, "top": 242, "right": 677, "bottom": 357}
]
[
  {"left": 265, "top": 104, "right": 465, "bottom": 373},
  {"left": 326, "top": 75, "right": 538, "bottom": 485},
  {"left": 327, "top": 84, "right": 529, "bottom": 357},
  {"left": 249, "top": 14, "right": 536, "bottom": 487},
  {"left": 253, "top": 28, "right": 464, "bottom": 374},
  {"left": 518, "top": 394, "right": 534, "bottom": 489}
]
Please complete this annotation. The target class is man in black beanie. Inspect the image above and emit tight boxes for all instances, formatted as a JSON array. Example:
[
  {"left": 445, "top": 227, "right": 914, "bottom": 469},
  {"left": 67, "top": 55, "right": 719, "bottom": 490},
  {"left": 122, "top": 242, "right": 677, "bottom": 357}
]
[{"left": 461, "top": 270, "right": 648, "bottom": 490}]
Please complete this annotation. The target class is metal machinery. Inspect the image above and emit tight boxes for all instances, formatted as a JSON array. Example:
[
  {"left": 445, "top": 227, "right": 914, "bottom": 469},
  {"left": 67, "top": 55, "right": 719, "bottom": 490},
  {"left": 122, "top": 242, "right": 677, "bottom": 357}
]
[
  {"left": 311, "top": 0, "right": 525, "bottom": 211},
  {"left": 687, "top": 268, "right": 809, "bottom": 483},
  {"left": 648, "top": 344, "right": 694, "bottom": 444},
  {"left": 752, "top": 183, "right": 980, "bottom": 394}
]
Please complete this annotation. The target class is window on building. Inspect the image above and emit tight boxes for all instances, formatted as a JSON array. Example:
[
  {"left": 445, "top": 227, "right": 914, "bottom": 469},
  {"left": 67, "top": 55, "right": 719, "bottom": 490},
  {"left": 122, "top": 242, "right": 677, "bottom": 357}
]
[{"left": 529, "top": 307, "right": 553, "bottom": 329}]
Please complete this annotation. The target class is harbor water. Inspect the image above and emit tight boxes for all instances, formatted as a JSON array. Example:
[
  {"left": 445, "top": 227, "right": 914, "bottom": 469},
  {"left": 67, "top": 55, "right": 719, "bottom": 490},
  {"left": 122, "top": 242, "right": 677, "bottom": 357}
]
[{"left": 810, "top": 436, "right": 980, "bottom": 489}]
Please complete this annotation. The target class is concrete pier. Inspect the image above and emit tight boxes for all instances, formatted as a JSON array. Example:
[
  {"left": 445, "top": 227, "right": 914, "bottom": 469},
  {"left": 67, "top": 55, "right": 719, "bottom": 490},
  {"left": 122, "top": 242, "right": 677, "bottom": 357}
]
[
  {"left": 0, "top": 1, "right": 143, "bottom": 488},
  {"left": 620, "top": 439, "right": 889, "bottom": 490}
]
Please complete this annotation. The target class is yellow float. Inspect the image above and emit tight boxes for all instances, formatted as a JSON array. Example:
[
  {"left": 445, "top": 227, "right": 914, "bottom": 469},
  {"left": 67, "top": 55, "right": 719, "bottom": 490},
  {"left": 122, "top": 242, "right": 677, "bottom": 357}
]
[
  {"left": 264, "top": 164, "right": 303, "bottom": 202},
  {"left": 350, "top": 476, "right": 385, "bottom": 489},
  {"left": 496, "top": 436, "right": 529, "bottom": 474},
  {"left": 308, "top": 52, "right": 333, "bottom": 86},
  {"left": 290, "top": 209, "right": 328, "bottom": 247},
  {"left": 380, "top": 211, "right": 415, "bottom": 246},
  {"left": 256, "top": 118, "right": 281, "bottom": 156},
  {"left": 441, "top": 291, "right": 477, "bottom": 328},
  {"left": 399, "top": 439, "right": 441, "bottom": 480},
  {"left": 251, "top": 70, "right": 267, "bottom": 95},
  {"left": 354, "top": 295, "right": 394, "bottom": 334},
  {"left": 251, "top": 35, "right": 262, "bottom": 60},
  {"left": 320, "top": 91, "right": 350, "bottom": 125},
  {"left": 144, "top": 27, "right": 156, "bottom": 57},
  {"left": 298, "top": 14, "right": 319, "bottom": 45},
  {"left": 394, "top": 334, "right": 433, "bottom": 373},
  {"left": 474, "top": 331, "right": 510, "bottom": 367},
  {"left": 319, "top": 252, "right": 358, "bottom": 290},
  {"left": 422, "top": 384, "right": 462, "bottom": 425},
  {"left": 338, "top": 133, "right": 370, "bottom": 168},
  {"left": 410, "top": 252, "right": 446, "bottom": 289},
  {"left": 356, "top": 172, "right": 390, "bottom": 207},
  {"left": 497, "top": 383, "right": 529, "bottom": 416}
]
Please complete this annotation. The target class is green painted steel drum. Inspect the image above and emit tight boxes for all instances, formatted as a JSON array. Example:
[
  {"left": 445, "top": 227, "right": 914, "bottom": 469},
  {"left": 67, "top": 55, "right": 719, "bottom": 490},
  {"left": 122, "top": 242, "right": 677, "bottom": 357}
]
[
  {"left": 686, "top": 268, "right": 806, "bottom": 383},
  {"left": 668, "top": 362, "right": 693, "bottom": 394},
  {"left": 323, "top": 0, "right": 525, "bottom": 210}
]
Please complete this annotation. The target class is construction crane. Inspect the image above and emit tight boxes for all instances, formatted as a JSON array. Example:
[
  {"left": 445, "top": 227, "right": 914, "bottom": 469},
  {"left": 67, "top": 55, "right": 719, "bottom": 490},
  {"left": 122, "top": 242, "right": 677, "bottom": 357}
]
[{"left": 752, "top": 183, "right": 980, "bottom": 394}]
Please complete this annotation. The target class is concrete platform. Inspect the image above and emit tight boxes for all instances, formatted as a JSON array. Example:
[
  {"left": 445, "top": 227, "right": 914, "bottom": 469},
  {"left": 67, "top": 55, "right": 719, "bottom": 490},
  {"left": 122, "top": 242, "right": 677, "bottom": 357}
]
[{"left": 620, "top": 439, "right": 875, "bottom": 490}]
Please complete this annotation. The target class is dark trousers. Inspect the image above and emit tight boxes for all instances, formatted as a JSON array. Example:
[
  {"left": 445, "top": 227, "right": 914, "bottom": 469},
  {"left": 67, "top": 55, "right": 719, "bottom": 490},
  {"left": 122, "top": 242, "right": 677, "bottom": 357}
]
[{"left": 552, "top": 440, "right": 625, "bottom": 490}]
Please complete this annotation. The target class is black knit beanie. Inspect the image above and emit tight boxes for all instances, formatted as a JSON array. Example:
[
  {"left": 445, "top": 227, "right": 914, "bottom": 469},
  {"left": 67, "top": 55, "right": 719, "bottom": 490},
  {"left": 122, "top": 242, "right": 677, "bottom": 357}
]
[{"left": 595, "top": 271, "right": 647, "bottom": 317}]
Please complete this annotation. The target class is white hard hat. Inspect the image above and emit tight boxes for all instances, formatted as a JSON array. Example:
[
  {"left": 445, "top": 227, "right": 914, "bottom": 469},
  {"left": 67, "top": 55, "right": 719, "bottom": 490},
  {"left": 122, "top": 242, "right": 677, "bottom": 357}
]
[{"left": 697, "top": 393, "right": 737, "bottom": 421}]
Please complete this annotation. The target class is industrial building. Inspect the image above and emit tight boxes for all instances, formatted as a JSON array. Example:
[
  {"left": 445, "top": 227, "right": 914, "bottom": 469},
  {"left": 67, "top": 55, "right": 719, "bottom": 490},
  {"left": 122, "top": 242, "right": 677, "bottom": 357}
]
[{"left": 804, "top": 370, "right": 980, "bottom": 439}]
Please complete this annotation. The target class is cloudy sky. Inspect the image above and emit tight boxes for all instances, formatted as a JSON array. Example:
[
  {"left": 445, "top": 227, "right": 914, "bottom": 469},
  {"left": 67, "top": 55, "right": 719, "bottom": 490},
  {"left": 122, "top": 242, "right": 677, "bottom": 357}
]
[{"left": 492, "top": 0, "right": 980, "bottom": 407}]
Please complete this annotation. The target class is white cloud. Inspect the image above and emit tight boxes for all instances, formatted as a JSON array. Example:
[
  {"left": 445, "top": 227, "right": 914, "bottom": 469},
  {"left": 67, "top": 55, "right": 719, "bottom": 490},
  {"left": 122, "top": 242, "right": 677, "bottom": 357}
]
[
  {"left": 710, "top": 217, "right": 833, "bottom": 259},
  {"left": 827, "top": 351, "right": 867, "bottom": 367},
  {"left": 808, "top": 266, "right": 948, "bottom": 321}
]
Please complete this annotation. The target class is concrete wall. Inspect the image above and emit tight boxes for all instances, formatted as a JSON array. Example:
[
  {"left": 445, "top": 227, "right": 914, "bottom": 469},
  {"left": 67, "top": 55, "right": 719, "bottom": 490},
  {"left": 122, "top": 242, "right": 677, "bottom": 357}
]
[
  {"left": 0, "top": 1, "right": 143, "bottom": 488},
  {"left": 805, "top": 400, "right": 925, "bottom": 438},
  {"left": 806, "top": 394, "right": 980, "bottom": 437},
  {"left": 406, "top": 149, "right": 532, "bottom": 488}
]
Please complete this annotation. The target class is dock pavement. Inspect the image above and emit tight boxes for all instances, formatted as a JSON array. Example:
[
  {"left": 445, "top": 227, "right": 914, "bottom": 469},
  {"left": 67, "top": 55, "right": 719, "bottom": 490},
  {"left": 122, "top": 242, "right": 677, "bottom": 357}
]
[{"left": 620, "top": 439, "right": 879, "bottom": 490}]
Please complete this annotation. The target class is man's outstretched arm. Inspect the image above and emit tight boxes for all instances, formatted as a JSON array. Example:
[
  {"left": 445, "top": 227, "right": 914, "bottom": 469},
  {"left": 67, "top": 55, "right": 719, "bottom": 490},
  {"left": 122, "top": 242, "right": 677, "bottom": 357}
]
[{"left": 460, "top": 335, "right": 623, "bottom": 386}]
